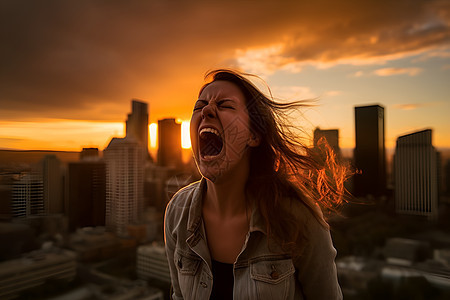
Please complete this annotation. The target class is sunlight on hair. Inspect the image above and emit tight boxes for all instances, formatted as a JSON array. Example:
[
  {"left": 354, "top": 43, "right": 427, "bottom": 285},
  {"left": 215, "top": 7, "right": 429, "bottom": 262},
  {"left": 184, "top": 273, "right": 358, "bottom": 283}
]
[{"left": 310, "top": 137, "right": 353, "bottom": 214}]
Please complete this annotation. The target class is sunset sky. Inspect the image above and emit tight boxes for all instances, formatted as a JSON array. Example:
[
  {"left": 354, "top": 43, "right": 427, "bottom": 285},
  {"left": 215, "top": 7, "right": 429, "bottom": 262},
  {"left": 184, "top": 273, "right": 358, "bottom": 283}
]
[{"left": 1, "top": 0, "right": 449, "bottom": 152}]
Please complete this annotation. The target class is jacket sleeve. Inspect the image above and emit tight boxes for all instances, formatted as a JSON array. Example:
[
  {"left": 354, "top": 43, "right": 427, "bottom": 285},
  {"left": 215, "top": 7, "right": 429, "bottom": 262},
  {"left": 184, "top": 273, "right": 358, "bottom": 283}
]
[
  {"left": 164, "top": 200, "right": 183, "bottom": 300},
  {"left": 294, "top": 212, "right": 343, "bottom": 300}
]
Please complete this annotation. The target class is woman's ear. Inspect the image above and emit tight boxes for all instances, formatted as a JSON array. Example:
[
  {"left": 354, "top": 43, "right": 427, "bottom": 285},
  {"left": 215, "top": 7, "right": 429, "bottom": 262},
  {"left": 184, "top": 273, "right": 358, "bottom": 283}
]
[{"left": 247, "top": 134, "right": 261, "bottom": 147}]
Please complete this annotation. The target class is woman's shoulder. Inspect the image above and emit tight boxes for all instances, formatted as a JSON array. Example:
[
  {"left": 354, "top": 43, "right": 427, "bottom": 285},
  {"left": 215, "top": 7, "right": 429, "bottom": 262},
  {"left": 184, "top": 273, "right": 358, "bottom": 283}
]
[
  {"left": 164, "top": 179, "right": 203, "bottom": 225},
  {"left": 282, "top": 195, "right": 317, "bottom": 219},
  {"left": 281, "top": 195, "right": 329, "bottom": 233},
  {"left": 166, "top": 179, "right": 201, "bottom": 210}
]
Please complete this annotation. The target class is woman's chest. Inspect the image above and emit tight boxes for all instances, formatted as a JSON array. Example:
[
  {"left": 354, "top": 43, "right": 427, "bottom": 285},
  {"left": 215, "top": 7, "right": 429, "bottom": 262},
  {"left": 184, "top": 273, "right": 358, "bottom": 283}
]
[{"left": 175, "top": 232, "right": 302, "bottom": 299}]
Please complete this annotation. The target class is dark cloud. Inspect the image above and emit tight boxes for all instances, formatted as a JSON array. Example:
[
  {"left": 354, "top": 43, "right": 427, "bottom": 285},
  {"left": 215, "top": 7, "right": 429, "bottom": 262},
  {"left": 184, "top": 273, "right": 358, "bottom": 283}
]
[
  {"left": 257, "top": 0, "right": 450, "bottom": 64},
  {"left": 0, "top": 0, "right": 449, "bottom": 121}
]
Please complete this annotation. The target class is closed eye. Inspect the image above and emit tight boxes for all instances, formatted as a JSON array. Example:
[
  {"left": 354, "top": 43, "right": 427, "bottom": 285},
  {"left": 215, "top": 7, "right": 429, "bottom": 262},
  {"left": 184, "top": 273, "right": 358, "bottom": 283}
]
[
  {"left": 193, "top": 100, "right": 208, "bottom": 111},
  {"left": 218, "top": 99, "right": 235, "bottom": 110}
]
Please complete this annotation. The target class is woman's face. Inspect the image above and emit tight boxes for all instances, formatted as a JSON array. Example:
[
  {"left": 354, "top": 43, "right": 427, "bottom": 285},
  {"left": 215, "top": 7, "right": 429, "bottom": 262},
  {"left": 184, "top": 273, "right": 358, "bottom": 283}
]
[{"left": 190, "top": 80, "right": 257, "bottom": 182}]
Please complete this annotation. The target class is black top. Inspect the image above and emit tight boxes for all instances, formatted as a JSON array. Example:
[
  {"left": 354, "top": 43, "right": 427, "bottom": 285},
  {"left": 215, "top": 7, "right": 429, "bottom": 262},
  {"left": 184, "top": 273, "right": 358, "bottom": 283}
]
[{"left": 210, "top": 259, "right": 234, "bottom": 300}]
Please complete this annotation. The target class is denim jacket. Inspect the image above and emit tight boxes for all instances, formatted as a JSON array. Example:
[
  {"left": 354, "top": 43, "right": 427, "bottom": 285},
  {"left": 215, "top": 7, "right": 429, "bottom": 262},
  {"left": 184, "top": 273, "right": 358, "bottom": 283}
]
[{"left": 164, "top": 178, "right": 343, "bottom": 299}]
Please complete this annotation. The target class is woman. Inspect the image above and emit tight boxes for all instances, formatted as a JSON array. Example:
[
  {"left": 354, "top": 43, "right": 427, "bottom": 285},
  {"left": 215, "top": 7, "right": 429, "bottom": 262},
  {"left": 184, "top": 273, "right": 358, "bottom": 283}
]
[{"left": 164, "top": 69, "right": 346, "bottom": 299}]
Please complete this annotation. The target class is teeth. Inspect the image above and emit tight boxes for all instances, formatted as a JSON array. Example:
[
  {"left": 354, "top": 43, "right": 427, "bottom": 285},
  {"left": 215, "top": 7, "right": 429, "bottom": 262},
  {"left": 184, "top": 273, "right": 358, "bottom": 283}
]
[
  {"left": 203, "top": 155, "right": 216, "bottom": 159},
  {"left": 200, "top": 127, "right": 219, "bottom": 136}
]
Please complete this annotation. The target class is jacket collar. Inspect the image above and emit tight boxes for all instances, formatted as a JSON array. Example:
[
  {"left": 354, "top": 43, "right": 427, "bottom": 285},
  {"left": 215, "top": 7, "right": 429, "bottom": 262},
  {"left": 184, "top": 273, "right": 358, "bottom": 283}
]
[{"left": 186, "top": 178, "right": 206, "bottom": 234}]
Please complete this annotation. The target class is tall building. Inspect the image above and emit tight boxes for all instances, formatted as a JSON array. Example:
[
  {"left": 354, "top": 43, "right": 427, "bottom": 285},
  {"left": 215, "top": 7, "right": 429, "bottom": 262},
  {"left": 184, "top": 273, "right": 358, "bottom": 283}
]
[
  {"left": 80, "top": 147, "right": 100, "bottom": 161},
  {"left": 126, "top": 99, "right": 150, "bottom": 159},
  {"left": 40, "top": 155, "right": 63, "bottom": 214},
  {"left": 104, "top": 136, "right": 145, "bottom": 237},
  {"left": 444, "top": 159, "right": 450, "bottom": 197},
  {"left": 0, "top": 249, "right": 77, "bottom": 299},
  {"left": 66, "top": 160, "right": 106, "bottom": 231},
  {"left": 394, "top": 129, "right": 439, "bottom": 219},
  {"left": 12, "top": 173, "right": 44, "bottom": 218},
  {"left": 354, "top": 104, "right": 386, "bottom": 197},
  {"left": 137, "top": 243, "right": 171, "bottom": 284},
  {"left": 157, "top": 118, "right": 182, "bottom": 168},
  {"left": 313, "top": 127, "right": 341, "bottom": 157}
]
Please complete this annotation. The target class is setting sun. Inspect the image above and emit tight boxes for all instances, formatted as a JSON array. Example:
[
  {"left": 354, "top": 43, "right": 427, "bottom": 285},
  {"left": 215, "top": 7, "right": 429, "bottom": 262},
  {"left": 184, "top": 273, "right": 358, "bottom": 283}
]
[
  {"left": 149, "top": 123, "right": 158, "bottom": 149},
  {"left": 149, "top": 121, "right": 191, "bottom": 150},
  {"left": 181, "top": 121, "right": 191, "bottom": 149}
]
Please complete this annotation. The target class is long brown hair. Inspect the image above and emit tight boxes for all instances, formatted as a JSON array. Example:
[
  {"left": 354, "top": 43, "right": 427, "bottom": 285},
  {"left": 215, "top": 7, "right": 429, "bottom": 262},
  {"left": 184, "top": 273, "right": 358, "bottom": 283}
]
[{"left": 201, "top": 69, "right": 351, "bottom": 254}]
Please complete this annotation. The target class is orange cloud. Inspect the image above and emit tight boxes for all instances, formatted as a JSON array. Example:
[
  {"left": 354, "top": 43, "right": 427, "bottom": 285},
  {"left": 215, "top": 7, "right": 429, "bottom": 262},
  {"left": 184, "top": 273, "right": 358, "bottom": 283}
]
[
  {"left": 394, "top": 104, "right": 422, "bottom": 110},
  {"left": 324, "top": 90, "right": 343, "bottom": 97},
  {"left": 393, "top": 102, "right": 441, "bottom": 110},
  {"left": 374, "top": 67, "right": 423, "bottom": 76},
  {"left": 0, "top": 0, "right": 449, "bottom": 123}
]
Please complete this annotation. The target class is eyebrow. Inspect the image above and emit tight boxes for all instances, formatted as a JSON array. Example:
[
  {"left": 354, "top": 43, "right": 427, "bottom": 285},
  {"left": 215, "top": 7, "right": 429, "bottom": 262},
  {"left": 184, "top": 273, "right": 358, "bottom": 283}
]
[
  {"left": 195, "top": 99, "right": 208, "bottom": 105},
  {"left": 196, "top": 98, "right": 235, "bottom": 104},
  {"left": 217, "top": 99, "right": 235, "bottom": 105}
]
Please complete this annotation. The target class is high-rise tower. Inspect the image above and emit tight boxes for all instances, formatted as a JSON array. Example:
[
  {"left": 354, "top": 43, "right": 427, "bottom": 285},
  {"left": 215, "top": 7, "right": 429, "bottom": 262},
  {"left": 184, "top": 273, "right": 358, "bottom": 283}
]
[
  {"left": 157, "top": 118, "right": 182, "bottom": 168},
  {"left": 354, "top": 104, "right": 386, "bottom": 197},
  {"left": 12, "top": 173, "right": 44, "bottom": 218},
  {"left": 104, "top": 136, "right": 145, "bottom": 237},
  {"left": 40, "top": 155, "right": 63, "bottom": 214},
  {"left": 126, "top": 100, "right": 150, "bottom": 159},
  {"left": 394, "top": 129, "right": 438, "bottom": 219},
  {"left": 313, "top": 127, "right": 341, "bottom": 157},
  {"left": 67, "top": 159, "right": 106, "bottom": 231}
]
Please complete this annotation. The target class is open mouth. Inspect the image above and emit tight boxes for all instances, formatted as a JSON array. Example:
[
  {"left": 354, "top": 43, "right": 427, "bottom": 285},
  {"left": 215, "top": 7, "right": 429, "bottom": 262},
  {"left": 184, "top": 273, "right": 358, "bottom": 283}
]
[{"left": 199, "top": 127, "right": 223, "bottom": 159}]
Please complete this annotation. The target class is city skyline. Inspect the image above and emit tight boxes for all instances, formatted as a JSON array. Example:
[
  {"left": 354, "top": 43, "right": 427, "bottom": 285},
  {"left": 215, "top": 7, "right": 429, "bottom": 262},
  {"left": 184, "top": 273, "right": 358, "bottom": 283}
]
[{"left": 1, "top": 1, "right": 449, "bottom": 151}]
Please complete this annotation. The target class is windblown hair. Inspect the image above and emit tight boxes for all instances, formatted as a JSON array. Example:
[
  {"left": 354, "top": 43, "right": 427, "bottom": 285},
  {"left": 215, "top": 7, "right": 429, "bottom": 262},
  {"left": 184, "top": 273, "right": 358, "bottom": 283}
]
[{"left": 201, "top": 69, "right": 351, "bottom": 255}]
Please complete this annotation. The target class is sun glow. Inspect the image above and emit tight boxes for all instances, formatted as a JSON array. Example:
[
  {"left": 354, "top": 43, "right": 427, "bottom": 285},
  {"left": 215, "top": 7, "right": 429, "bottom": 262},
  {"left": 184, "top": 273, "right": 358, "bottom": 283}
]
[
  {"left": 0, "top": 120, "right": 124, "bottom": 151},
  {"left": 149, "top": 121, "right": 191, "bottom": 150},
  {"left": 149, "top": 123, "right": 158, "bottom": 149},
  {"left": 181, "top": 121, "right": 191, "bottom": 149}
]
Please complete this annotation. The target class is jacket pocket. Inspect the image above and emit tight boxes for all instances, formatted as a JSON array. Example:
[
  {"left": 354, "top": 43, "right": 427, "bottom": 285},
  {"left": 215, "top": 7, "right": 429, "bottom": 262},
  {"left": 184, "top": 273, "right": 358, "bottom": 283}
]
[
  {"left": 174, "top": 250, "right": 202, "bottom": 298},
  {"left": 250, "top": 257, "right": 296, "bottom": 299},
  {"left": 174, "top": 250, "right": 201, "bottom": 275}
]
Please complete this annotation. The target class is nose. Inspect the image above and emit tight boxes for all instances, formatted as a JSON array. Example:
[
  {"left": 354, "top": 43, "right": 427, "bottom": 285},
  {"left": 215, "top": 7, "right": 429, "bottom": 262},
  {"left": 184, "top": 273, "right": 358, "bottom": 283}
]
[{"left": 201, "top": 102, "right": 216, "bottom": 119}]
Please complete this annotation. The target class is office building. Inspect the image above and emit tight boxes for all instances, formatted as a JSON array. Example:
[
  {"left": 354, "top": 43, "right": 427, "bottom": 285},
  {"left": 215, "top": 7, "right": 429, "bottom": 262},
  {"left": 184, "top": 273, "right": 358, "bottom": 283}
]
[
  {"left": 137, "top": 243, "right": 171, "bottom": 284},
  {"left": 157, "top": 118, "right": 182, "bottom": 168},
  {"left": 67, "top": 227, "right": 121, "bottom": 262},
  {"left": 66, "top": 160, "right": 106, "bottom": 231},
  {"left": 444, "top": 159, "right": 450, "bottom": 197},
  {"left": 0, "top": 173, "right": 15, "bottom": 220},
  {"left": 104, "top": 136, "right": 145, "bottom": 237},
  {"left": 80, "top": 147, "right": 100, "bottom": 161},
  {"left": 313, "top": 127, "right": 341, "bottom": 157},
  {"left": 0, "top": 249, "right": 76, "bottom": 299},
  {"left": 0, "top": 223, "right": 37, "bottom": 260},
  {"left": 40, "top": 155, "right": 63, "bottom": 214},
  {"left": 354, "top": 104, "right": 386, "bottom": 197},
  {"left": 12, "top": 173, "right": 44, "bottom": 218},
  {"left": 394, "top": 129, "right": 438, "bottom": 219},
  {"left": 126, "top": 99, "right": 150, "bottom": 159}
]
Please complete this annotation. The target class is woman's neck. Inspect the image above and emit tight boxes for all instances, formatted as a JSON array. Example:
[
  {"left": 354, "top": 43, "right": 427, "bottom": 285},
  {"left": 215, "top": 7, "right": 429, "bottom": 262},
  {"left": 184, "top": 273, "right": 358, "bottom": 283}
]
[{"left": 205, "top": 178, "right": 247, "bottom": 218}]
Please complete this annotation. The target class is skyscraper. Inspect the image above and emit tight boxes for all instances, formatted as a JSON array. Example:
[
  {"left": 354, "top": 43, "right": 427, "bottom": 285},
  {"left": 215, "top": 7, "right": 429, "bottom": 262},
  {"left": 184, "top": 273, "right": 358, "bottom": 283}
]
[
  {"left": 394, "top": 129, "right": 439, "bottom": 219},
  {"left": 104, "top": 136, "right": 145, "bottom": 237},
  {"left": 126, "top": 99, "right": 150, "bottom": 159},
  {"left": 66, "top": 160, "right": 106, "bottom": 231},
  {"left": 12, "top": 173, "right": 44, "bottom": 218},
  {"left": 354, "top": 104, "right": 386, "bottom": 197},
  {"left": 79, "top": 147, "right": 100, "bottom": 161},
  {"left": 40, "top": 155, "right": 63, "bottom": 214},
  {"left": 313, "top": 127, "right": 341, "bottom": 157},
  {"left": 157, "top": 118, "right": 182, "bottom": 168}
]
